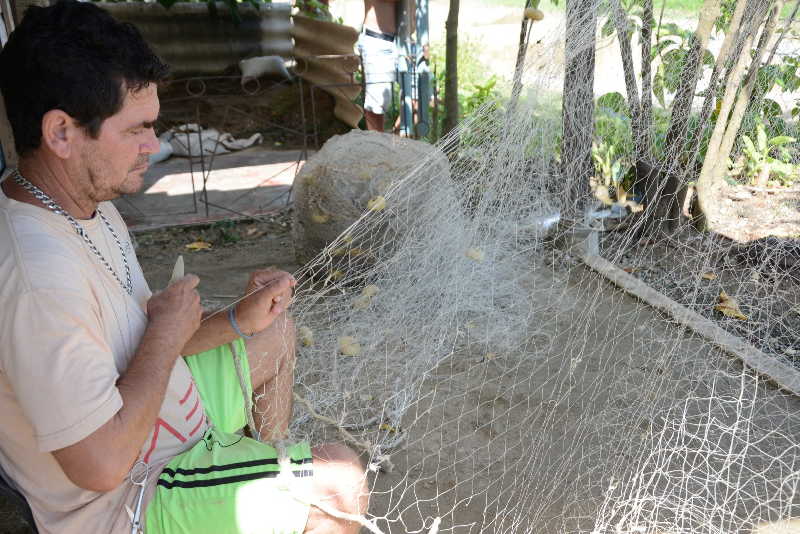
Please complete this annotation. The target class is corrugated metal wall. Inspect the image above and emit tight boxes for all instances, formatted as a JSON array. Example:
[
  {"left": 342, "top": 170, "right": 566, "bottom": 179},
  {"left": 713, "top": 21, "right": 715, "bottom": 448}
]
[
  {"left": 102, "top": 2, "right": 363, "bottom": 127},
  {"left": 102, "top": 2, "right": 293, "bottom": 75},
  {"left": 291, "top": 15, "right": 362, "bottom": 128}
]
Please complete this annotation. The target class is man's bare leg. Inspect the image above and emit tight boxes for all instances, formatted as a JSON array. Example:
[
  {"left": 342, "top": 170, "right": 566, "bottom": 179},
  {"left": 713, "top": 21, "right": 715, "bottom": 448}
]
[
  {"left": 245, "top": 317, "right": 370, "bottom": 533},
  {"left": 304, "top": 443, "right": 370, "bottom": 534},
  {"left": 244, "top": 312, "right": 296, "bottom": 441},
  {"left": 365, "top": 109, "right": 385, "bottom": 132}
]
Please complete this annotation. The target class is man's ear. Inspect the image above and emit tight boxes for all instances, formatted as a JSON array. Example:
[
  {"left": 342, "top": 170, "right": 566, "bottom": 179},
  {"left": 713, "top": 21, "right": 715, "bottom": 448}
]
[{"left": 40, "top": 110, "right": 80, "bottom": 160}]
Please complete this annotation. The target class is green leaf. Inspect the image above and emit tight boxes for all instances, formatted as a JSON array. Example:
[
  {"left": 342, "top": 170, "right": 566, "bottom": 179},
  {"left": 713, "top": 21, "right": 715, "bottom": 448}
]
[
  {"left": 653, "top": 66, "right": 666, "bottom": 108},
  {"left": 757, "top": 125, "right": 768, "bottom": 152},
  {"left": 601, "top": 17, "right": 616, "bottom": 38},
  {"left": 757, "top": 64, "right": 781, "bottom": 94},
  {"left": 703, "top": 49, "right": 716, "bottom": 68},
  {"left": 742, "top": 135, "right": 756, "bottom": 155},
  {"left": 761, "top": 98, "right": 783, "bottom": 119},
  {"left": 769, "top": 135, "right": 796, "bottom": 146},
  {"left": 769, "top": 161, "right": 794, "bottom": 177},
  {"left": 597, "top": 92, "right": 629, "bottom": 115},
  {"left": 662, "top": 49, "right": 687, "bottom": 93}
]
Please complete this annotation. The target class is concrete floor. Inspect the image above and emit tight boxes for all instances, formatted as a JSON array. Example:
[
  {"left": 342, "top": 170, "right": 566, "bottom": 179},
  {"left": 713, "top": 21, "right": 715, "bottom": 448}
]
[{"left": 114, "top": 145, "right": 308, "bottom": 231}]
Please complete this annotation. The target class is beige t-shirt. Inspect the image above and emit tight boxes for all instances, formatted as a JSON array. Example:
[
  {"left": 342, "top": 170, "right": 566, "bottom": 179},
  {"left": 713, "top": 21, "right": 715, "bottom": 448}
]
[{"left": 0, "top": 179, "right": 210, "bottom": 533}]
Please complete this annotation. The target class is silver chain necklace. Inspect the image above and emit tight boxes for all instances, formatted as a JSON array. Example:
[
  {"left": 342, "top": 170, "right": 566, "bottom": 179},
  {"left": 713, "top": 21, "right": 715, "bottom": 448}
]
[{"left": 11, "top": 170, "right": 133, "bottom": 296}]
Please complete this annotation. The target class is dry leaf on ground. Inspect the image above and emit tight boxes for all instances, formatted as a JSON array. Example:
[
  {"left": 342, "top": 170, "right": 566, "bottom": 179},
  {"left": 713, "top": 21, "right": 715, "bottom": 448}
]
[
  {"left": 185, "top": 241, "right": 212, "bottom": 251},
  {"left": 714, "top": 291, "right": 748, "bottom": 320},
  {"left": 367, "top": 196, "right": 386, "bottom": 212},
  {"left": 701, "top": 271, "right": 717, "bottom": 280}
]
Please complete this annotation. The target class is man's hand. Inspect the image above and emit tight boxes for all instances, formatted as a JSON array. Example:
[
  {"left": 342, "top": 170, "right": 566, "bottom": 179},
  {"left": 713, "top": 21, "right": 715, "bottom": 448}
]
[
  {"left": 53, "top": 274, "right": 203, "bottom": 493},
  {"left": 235, "top": 270, "right": 296, "bottom": 335},
  {"left": 147, "top": 274, "right": 203, "bottom": 354}
]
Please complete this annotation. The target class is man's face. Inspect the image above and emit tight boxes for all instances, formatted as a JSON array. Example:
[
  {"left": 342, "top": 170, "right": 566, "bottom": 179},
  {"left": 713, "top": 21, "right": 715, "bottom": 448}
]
[{"left": 77, "top": 83, "right": 160, "bottom": 202}]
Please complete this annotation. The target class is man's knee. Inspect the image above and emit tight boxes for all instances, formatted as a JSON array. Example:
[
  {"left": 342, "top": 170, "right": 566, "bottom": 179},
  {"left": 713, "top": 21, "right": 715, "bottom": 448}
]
[{"left": 312, "top": 443, "right": 369, "bottom": 515}]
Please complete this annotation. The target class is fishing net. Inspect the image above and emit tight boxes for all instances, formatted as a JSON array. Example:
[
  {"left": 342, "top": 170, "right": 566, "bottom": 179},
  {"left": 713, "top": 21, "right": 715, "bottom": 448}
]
[{"left": 248, "top": 1, "right": 800, "bottom": 532}]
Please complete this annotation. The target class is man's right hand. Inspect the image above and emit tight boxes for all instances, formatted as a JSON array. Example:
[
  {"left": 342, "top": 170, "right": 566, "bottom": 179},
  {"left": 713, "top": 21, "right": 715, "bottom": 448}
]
[
  {"left": 146, "top": 274, "right": 203, "bottom": 354},
  {"left": 54, "top": 274, "right": 203, "bottom": 493}
]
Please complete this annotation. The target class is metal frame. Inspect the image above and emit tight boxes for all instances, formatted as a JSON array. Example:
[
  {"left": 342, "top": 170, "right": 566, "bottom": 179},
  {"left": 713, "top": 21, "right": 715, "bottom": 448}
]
[{"left": 123, "top": 72, "right": 310, "bottom": 226}]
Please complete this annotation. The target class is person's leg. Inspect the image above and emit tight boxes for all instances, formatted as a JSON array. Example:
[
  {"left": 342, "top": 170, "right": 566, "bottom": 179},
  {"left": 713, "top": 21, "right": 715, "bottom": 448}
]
[
  {"left": 146, "top": 432, "right": 369, "bottom": 534},
  {"left": 365, "top": 109, "right": 385, "bottom": 131},
  {"left": 245, "top": 312, "right": 296, "bottom": 442},
  {"left": 304, "top": 443, "right": 370, "bottom": 534}
]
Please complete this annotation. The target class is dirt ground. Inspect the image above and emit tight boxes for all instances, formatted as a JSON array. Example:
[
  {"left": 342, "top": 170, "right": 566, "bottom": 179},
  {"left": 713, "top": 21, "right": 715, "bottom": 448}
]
[
  {"left": 127, "top": 218, "right": 800, "bottom": 532},
  {"left": 133, "top": 209, "right": 299, "bottom": 302},
  {"left": 2, "top": 214, "right": 799, "bottom": 533}
]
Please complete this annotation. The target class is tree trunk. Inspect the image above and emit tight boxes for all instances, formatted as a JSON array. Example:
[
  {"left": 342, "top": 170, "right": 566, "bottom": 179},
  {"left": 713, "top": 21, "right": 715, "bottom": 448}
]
[
  {"left": 696, "top": 0, "right": 784, "bottom": 238},
  {"left": 630, "top": 0, "right": 688, "bottom": 236},
  {"left": 609, "top": 0, "right": 643, "bottom": 160},
  {"left": 508, "top": 0, "right": 534, "bottom": 116},
  {"left": 662, "top": 0, "right": 720, "bottom": 166},
  {"left": 442, "top": 0, "right": 460, "bottom": 139},
  {"left": 714, "top": 0, "right": 782, "bottom": 176},
  {"left": 682, "top": 0, "right": 748, "bottom": 217},
  {"left": 640, "top": 0, "right": 654, "bottom": 158},
  {"left": 562, "top": 0, "right": 597, "bottom": 218}
]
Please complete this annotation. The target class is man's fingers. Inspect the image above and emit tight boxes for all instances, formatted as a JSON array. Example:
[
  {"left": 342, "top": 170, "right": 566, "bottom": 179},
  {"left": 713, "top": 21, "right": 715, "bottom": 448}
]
[
  {"left": 176, "top": 273, "right": 200, "bottom": 289},
  {"left": 250, "top": 270, "right": 296, "bottom": 288}
]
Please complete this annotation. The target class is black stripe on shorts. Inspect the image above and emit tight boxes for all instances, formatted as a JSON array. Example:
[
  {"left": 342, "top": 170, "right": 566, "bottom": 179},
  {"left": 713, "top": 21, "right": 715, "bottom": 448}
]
[
  {"left": 161, "top": 457, "right": 313, "bottom": 479},
  {"left": 157, "top": 469, "right": 314, "bottom": 490}
]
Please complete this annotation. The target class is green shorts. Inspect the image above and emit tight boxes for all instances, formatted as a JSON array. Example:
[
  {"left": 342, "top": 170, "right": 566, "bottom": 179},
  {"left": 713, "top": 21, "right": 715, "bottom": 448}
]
[{"left": 145, "top": 339, "right": 314, "bottom": 534}]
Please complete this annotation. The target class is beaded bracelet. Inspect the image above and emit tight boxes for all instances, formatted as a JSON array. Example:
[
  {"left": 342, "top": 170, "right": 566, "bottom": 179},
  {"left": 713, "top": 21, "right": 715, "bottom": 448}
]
[{"left": 228, "top": 306, "right": 254, "bottom": 339}]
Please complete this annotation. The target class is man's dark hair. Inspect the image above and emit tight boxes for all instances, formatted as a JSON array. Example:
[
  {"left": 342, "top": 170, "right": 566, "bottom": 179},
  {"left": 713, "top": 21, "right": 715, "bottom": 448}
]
[{"left": 0, "top": 0, "right": 169, "bottom": 156}]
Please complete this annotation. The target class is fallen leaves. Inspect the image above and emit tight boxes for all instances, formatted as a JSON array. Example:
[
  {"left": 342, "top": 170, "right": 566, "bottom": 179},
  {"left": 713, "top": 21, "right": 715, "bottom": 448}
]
[
  {"left": 367, "top": 196, "right": 386, "bottom": 212},
  {"left": 311, "top": 212, "right": 330, "bottom": 224},
  {"left": 338, "top": 336, "right": 362, "bottom": 356},
  {"left": 701, "top": 271, "right": 717, "bottom": 280},
  {"left": 245, "top": 226, "right": 266, "bottom": 239},
  {"left": 714, "top": 291, "right": 748, "bottom": 320},
  {"left": 298, "top": 326, "right": 314, "bottom": 347},
  {"left": 362, "top": 285, "right": 379, "bottom": 297},
  {"left": 352, "top": 295, "right": 372, "bottom": 310},
  {"left": 353, "top": 285, "right": 380, "bottom": 310},
  {"left": 185, "top": 241, "right": 212, "bottom": 251},
  {"left": 465, "top": 248, "right": 485, "bottom": 261}
]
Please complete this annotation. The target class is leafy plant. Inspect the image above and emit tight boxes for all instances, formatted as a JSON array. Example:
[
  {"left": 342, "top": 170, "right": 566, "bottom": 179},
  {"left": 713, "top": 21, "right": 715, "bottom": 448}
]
[
  {"left": 739, "top": 122, "right": 796, "bottom": 186},
  {"left": 295, "top": 0, "right": 338, "bottom": 22},
  {"left": 595, "top": 93, "right": 633, "bottom": 161},
  {"left": 463, "top": 76, "right": 500, "bottom": 117},
  {"left": 592, "top": 141, "right": 626, "bottom": 187},
  {"left": 426, "top": 36, "right": 502, "bottom": 141},
  {"left": 211, "top": 220, "right": 242, "bottom": 244},
  {"left": 651, "top": 23, "right": 715, "bottom": 108}
]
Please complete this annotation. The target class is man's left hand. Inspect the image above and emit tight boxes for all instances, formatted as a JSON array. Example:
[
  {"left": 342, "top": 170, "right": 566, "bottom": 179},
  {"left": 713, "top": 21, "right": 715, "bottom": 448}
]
[{"left": 235, "top": 269, "right": 296, "bottom": 335}]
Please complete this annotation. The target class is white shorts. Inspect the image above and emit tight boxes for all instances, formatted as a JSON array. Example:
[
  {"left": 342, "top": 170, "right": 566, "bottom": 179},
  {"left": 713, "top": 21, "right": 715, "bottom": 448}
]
[{"left": 357, "top": 32, "right": 397, "bottom": 115}]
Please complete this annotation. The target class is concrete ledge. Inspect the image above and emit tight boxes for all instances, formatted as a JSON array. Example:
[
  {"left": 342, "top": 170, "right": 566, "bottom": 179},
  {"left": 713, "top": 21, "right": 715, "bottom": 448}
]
[{"left": 581, "top": 252, "right": 800, "bottom": 397}]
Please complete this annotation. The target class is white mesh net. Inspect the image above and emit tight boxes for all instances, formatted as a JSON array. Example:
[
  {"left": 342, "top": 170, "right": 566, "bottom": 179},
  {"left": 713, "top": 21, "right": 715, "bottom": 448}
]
[{"left": 249, "top": 1, "right": 800, "bottom": 532}]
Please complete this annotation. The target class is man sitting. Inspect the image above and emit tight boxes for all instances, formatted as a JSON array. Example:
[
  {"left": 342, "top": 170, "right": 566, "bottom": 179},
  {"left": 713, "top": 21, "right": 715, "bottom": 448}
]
[{"left": 0, "top": 2, "right": 367, "bottom": 532}]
